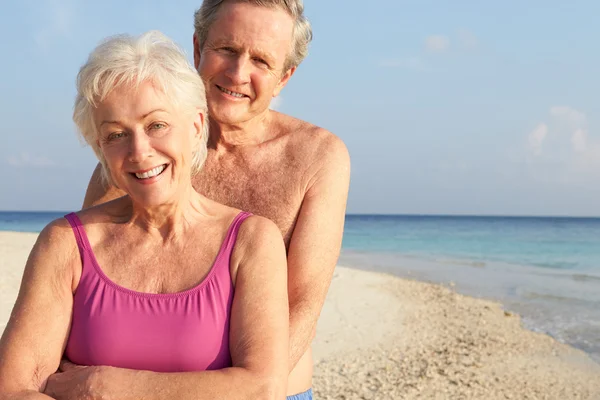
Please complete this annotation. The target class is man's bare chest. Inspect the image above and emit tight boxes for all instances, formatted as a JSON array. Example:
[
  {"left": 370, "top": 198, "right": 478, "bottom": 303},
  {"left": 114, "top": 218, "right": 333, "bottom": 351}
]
[{"left": 193, "top": 159, "right": 307, "bottom": 244}]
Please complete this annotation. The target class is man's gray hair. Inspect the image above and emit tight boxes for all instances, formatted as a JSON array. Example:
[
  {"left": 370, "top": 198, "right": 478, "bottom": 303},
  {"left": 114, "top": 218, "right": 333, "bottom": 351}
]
[
  {"left": 73, "top": 30, "right": 209, "bottom": 186},
  {"left": 194, "top": 0, "right": 313, "bottom": 72}
]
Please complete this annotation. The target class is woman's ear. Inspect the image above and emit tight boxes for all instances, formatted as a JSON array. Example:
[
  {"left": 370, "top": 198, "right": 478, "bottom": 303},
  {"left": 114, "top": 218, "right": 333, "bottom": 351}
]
[{"left": 192, "top": 110, "right": 205, "bottom": 144}]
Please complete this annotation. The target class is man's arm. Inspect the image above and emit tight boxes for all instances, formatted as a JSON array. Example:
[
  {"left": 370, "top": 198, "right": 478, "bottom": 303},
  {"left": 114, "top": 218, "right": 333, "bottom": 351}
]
[
  {"left": 286, "top": 132, "right": 351, "bottom": 370},
  {"left": 82, "top": 163, "right": 126, "bottom": 208}
]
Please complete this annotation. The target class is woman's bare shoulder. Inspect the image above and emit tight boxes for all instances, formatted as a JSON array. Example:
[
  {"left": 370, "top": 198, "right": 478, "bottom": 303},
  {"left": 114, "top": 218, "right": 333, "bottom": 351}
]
[
  {"left": 25, "top": 217, "right": 79, "bottom": 289},
  {"left": 35, "top": 217, "right": 77, "bottom": 254}
]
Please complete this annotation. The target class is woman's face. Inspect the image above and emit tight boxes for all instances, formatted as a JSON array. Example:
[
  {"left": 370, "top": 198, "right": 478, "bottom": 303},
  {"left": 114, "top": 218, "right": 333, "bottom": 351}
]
[{"left": 94, "top": 80, "right": 203, "bottom": 207}]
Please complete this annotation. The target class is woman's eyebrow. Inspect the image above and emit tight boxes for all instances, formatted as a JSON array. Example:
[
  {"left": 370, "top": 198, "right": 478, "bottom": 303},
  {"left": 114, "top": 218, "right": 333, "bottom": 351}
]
[
  {"left": 141, "top": 109, "right": 168, "bottom": 119},
  {"left": 99, "top": 109, "right": 167, "bottom": 127}
]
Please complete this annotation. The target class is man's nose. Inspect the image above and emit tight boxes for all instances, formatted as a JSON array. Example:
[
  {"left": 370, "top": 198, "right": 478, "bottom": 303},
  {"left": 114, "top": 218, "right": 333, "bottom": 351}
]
[{"left": 225, "top": 55, "right": 251, "bottom": 85}]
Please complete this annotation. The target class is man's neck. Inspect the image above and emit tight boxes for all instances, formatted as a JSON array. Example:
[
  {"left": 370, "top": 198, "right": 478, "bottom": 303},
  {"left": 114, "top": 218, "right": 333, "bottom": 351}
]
[{"left": 209, "top": 110, "right": 274, "bottom": 149}]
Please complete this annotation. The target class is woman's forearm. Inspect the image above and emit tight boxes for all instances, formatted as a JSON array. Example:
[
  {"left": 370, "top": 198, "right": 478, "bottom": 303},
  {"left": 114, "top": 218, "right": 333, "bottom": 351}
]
[
  {"left": 104, "top": 366, "right": 285, "bottom": 400},
  {"left": 3, "top": 390, "right": 55, "bottom": 400}
]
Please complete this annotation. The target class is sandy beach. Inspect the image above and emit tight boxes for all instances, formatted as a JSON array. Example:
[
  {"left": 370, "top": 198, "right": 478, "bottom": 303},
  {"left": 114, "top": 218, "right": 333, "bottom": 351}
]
[{"left": 1, "top": 231, "right": 599, "bottom": 399}]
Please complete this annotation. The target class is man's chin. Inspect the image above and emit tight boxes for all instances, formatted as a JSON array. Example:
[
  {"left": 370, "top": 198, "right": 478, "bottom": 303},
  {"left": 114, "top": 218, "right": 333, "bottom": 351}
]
[{"left": 210, "top": 110, "right": 250, "bottom": 125}]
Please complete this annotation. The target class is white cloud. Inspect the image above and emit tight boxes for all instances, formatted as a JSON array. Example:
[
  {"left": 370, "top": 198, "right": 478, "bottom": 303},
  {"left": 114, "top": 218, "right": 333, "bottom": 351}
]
[
  {"left": 382, "top": 30, "right": 477, "bottom": 71},
  {"left": 457, "top": 29, "right": 479, "bottom": 50},
  {"left": 6, "top": 153, "right": 56, "bottom": 168},
  {"left": 379, "top": 57, "right": 431, "bottom": 71},
  {"left": 548, "top": 106, "right": 590, "bottom": 153},
  {"left": 34, "top": 0, "right": 75, "bottom": 51},
  {"left": 550, "top": 106, "right": 587, "bottom": 127},
  {"left": 425, "top": 35, "right": 450, "bottom": 53},
  {"left": 270, "top": 96, "right": 283, "bottom": 110},
  {"left": 572, "top": 129, "right": 587, "bottom": 153},
  {"left": 528, "top": 123, "right": 548, "bottom": 156},
  {"left": 523, "top": 106, "right": 600, "bottom": 182}
]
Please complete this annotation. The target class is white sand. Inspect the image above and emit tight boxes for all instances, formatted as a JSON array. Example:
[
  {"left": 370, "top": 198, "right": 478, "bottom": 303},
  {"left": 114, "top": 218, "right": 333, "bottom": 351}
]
[
  {"left": 1, "top": 231, "right": 599, "bottom": 399},
  {"left": 314, "top": 267, "right": 600, "bottom": 399}
]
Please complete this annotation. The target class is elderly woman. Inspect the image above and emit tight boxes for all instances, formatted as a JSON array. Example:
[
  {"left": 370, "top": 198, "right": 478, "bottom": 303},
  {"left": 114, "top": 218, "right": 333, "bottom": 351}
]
[{"left": 0, "top": 31, "right": 288, "bottom": 400}]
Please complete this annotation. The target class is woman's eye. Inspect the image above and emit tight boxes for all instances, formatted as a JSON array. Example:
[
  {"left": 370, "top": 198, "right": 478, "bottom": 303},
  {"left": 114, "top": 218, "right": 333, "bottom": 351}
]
[
  {"left": 150, "top": 123, "right": 166, "bottom": 130},
  {"left": 107, "top": 132, "right": 125, "bottom": 141}
]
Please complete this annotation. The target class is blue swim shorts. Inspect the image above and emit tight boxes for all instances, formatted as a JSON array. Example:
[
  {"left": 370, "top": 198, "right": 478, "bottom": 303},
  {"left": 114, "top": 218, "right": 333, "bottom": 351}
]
[{"left": 287, "top": 388, "right": 313, "bottom": 400}]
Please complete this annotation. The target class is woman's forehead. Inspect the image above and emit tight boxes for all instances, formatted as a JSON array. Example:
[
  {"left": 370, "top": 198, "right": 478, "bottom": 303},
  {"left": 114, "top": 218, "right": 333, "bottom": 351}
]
[{"left": 95, "top": 82, "right": 174, "bottom": 122}]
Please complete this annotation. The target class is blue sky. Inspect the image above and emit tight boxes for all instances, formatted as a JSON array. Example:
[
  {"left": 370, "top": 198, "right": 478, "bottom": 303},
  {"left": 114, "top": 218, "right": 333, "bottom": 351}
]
[{"left": 2, "top": 0, "right": 600, "bottom": 215}]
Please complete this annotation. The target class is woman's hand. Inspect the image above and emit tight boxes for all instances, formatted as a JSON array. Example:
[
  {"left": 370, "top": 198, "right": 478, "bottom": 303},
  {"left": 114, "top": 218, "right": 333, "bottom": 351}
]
[{"left": 43, "top": 361, "right": 108, "bottom": 400}]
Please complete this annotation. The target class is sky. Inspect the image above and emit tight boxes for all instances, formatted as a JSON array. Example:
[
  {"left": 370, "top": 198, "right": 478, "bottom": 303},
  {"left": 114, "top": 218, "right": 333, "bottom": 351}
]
[{"left": 1, "top": 0, "right": 600, "bottom": 216}]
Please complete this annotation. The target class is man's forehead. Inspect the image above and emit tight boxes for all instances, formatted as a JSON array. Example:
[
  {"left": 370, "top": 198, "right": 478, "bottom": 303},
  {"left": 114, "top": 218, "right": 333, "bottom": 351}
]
[
  {"left": 206, "top": 2, "right": 294, "bottom": 41},
  {"left": 211, "top": 35, "right": 278, "bottom": 54}
]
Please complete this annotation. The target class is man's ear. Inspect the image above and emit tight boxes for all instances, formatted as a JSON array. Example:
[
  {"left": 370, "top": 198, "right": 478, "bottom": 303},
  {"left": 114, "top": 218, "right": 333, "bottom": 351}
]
[
  {"left": 273, "top": 66, "right": 297, "bottom": 97},
  {"left": 193, "top": 34, "right": 201, "bottom": 70}
]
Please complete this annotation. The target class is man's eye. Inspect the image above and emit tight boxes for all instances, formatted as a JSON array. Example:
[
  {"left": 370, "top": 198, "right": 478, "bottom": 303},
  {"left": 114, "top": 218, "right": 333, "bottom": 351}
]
[{"left": 220, "top": 47, "right": 235, "bottom": 54}]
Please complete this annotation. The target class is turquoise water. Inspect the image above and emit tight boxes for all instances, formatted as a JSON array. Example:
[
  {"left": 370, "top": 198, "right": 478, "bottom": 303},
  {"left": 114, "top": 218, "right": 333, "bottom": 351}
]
[
  {"left": 340, "top": 215, "right": 600, "bottom": 363},
  {"left": 0, "top": 211, "right": 67, "bottom": 232},
  {"left": 1, "top": 212, "right": 599, "bottom": 362},
  {"left": 343, "top": 215, "right": 600, "bottom": 273}
]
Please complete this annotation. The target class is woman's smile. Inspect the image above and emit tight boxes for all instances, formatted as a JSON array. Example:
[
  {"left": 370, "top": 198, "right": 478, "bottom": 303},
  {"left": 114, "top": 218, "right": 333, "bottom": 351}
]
[{"left": 129, "top": 163, "right": 170, "bottom": 185}]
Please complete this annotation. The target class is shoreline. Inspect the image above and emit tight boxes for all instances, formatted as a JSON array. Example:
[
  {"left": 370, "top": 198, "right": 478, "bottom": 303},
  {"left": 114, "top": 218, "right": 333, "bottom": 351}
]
[
  {"left": 1, "top": 231, "right": 599, "bottom": 398},
  {"left": 339, "top": 249, "right": 600, "bottom": 365}
]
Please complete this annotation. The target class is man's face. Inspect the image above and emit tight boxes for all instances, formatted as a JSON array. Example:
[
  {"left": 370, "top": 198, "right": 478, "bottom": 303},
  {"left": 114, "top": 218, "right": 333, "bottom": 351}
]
[{"left": 194, "top": 1, "right": 295, "bottom": 125}]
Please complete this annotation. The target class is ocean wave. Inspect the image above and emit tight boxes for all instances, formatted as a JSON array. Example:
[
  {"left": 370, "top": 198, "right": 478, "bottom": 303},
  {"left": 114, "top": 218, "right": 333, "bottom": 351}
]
[
  {"left": 520, "top": 290, "right": 598, "bottom": 305},
  {"left": 571, "top": 273, "right": 600, "bottom": 282}
]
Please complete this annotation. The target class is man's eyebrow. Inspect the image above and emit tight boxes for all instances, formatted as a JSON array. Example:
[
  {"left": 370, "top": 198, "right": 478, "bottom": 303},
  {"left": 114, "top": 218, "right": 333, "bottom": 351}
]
[
  {"left": 99, "top": 109, "right": 167, "bottom": 127},
  {"left": 210, "top": 38, "right": 235, "bottom": 47},
  {"left": 252, "top": 48, "right": 276, "bottom": 63},
  {"left": 209, "top": 39, "right": 276, "bottom": 63}
]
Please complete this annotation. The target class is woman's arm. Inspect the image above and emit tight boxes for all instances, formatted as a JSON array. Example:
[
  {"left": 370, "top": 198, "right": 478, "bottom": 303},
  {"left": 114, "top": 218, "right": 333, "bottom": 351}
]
[
  {"left": 0, "top": 219, "right": 77, "bottom": 399},
  {"left": 45, "top": 215, "right": 289, "bottom": 400}
]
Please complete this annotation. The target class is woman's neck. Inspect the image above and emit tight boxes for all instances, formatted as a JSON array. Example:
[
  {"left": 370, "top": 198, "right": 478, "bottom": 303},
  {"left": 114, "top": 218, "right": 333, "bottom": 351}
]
[{"left": 127, "top": 184, "right": 208, "bottom": 242}]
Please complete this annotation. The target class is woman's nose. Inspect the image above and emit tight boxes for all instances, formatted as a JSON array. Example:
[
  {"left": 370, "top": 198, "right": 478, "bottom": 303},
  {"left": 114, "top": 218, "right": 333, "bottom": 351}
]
[{"left": 128, "top": 132, "right": 153, "bottom": 163}]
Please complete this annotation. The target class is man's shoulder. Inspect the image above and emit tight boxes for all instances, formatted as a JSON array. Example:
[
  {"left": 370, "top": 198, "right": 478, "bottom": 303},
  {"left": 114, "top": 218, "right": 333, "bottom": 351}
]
[
  {"left": 273, "top": 112, "right": 349, "bottom": 162},
  {"left": 75, "top": 196, "right": 130, "bottom": 226}
]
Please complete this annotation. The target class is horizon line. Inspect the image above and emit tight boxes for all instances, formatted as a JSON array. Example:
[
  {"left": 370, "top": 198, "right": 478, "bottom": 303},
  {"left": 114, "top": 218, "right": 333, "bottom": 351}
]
[{"left": 1, "top": 210, "right": 600, "bottom": 219}]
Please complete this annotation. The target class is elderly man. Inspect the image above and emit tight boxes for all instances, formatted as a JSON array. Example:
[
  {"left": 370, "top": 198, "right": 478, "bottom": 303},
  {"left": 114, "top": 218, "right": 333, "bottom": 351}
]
[{"left": 81, "top": 1, "right": 349, "bottom": 399}]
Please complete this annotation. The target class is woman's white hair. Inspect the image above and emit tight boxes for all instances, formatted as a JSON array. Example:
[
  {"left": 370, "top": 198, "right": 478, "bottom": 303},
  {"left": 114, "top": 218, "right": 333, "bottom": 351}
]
[
  {"left": 73, "top": 30, "right": 209, "bottom": 186},
  {"left": 194, "top": 0, "right": 312, "bottom": 72}
]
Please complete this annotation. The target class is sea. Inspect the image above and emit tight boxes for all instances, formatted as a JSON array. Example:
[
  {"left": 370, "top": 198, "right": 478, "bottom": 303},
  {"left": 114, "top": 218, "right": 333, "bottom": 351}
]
[{"left": 1, "top": 212, "right": 599, "bottom": 362}]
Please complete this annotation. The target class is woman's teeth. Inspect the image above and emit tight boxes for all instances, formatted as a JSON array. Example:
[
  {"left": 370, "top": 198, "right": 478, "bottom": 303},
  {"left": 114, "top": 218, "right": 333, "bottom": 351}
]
[{"left": 135, "top": 165, "right": 166, "bottom": 179}]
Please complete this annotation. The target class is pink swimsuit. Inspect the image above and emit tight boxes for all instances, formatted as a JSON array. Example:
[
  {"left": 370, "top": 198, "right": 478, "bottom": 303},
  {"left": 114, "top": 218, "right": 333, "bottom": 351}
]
[{"left": 63, "top": 211, "right": 251, "bottom": 372}]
